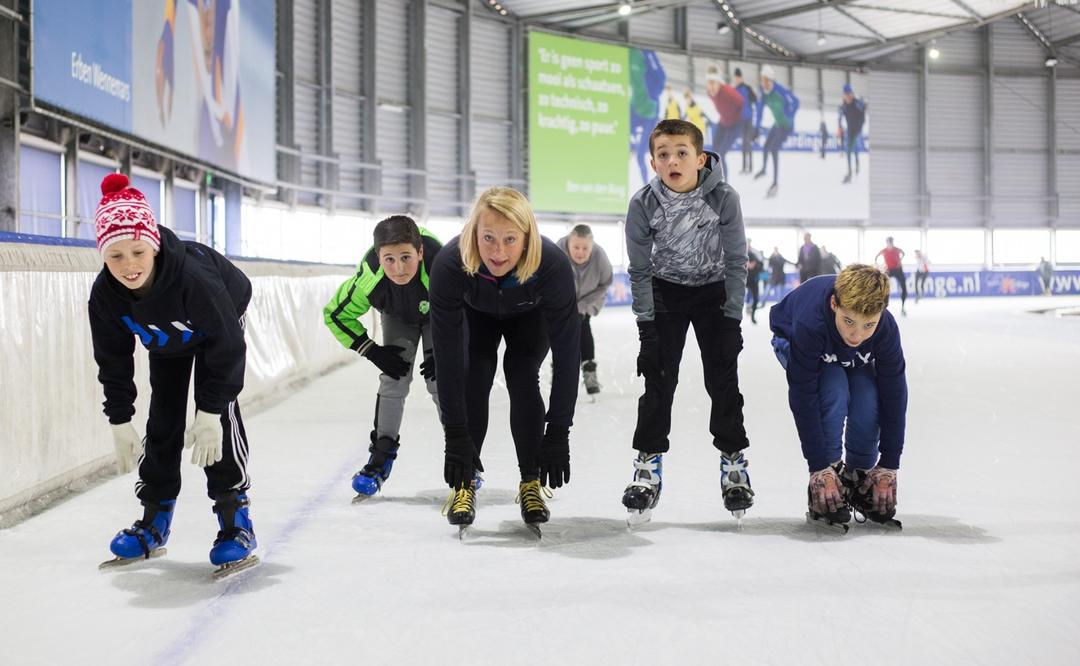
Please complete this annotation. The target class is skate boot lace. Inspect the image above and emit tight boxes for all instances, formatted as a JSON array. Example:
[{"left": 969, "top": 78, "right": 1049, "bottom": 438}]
[
  {"left": 441, "top": 486, "right": 476, "bottom": 516},
  {"left": 628, "top": 454, "right": 661, "bottom": 492},
  {"left": 515, "top": 480, "right": 552, "bottom": 513}
]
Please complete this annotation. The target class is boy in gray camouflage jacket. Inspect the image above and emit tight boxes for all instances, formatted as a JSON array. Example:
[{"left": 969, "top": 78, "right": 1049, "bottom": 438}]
[{"left": 620, "top": 119, "right": 754, "bottom": 526}]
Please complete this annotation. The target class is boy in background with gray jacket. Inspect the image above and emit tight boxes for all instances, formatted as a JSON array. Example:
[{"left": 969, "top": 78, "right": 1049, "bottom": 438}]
[
  {"left": 557, "top": 225, "right": 613, "bottom": 396},
  {"left": 620, "top": 118, "right": 753, "bottom": 526}
]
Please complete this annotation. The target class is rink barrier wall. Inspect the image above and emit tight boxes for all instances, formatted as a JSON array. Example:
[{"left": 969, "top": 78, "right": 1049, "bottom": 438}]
[
  {"left": 602, "top": 269, "right": 1080, "bottom": 306},
  {"left": 0, "top": 239, "right": 362, "bottom": 527}
]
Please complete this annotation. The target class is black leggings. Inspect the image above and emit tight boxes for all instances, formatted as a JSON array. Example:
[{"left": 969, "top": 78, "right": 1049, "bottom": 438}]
[
  {"left": 887, "top": 267, "right": 907, "bottom": 306},
  {"left": 464, "top": 306, "right": 550, "bottom": 480},
  {"left": 580, "top": 314, "right": 595, "bottom": 363}
]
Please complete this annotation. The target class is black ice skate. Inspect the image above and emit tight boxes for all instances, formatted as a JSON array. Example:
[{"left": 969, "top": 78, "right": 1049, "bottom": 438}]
[
  {"left": 516, "top": 479, "right": 551, "bottom": 539},
  {"left": 622, "top": 452, "right": 663, "bottom": 528},
  {"left": 806, "top": 462, "right": 851, "bottom": 534},
  {"left": 842, "top": 467, "right": 903, "bottom": 531},
  {"left": 582, "top": 361, "right": 601, "bottom": 398},
  {"left": 443, "top": 481, "right": 477, "bottom": 540},
  {"left": 720, "top": 451, "right": 755, "bottom": 519}
]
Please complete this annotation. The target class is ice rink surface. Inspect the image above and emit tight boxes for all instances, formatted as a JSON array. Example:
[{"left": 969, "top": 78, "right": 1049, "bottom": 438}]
[{"left": 2, "top": 296, "right": 1078, "bottom": 666}]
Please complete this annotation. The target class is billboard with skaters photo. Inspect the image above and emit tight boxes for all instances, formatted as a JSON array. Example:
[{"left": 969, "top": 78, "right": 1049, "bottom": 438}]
[
  {"left": 33, "top": 0, "right": 276, "bottom": 184},
  {"left": 528, "top": 31, "right": 869, "bottom": 219}
]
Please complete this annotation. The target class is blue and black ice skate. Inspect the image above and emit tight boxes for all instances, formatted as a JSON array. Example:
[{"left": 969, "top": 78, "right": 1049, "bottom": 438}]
[
  {"left": 209, "top": 491, "right": 259, "bottom": 579},
  {"left": 351, "top": 434, "right": 400, "bottom": 502},
  {"left": 622, "top": 452, "right": 663, "bottom": 528},
  {"left": 99, "top": 499, "right": 175, "bottom": 569}
]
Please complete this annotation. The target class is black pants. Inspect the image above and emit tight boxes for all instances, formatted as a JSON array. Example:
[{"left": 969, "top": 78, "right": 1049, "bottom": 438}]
[
  {"left": 580, "top": 314, "right": 595, "bottom": 363},
  {"left": 633, "top": 278, "right": 749, "bottom": 454},
  {"left": 887, "top": 267, "right": 907, "bottom": 306},
  {"left": 915, "top": 270, "right": 929, "bottom": 301},
  {"left": 464, "top": 306, "right": 550, "bottom": 480},
  {"left": 741, "top": 120, "right": 755, "bottom": 172},
  {"left": 137, "top": 353, "right": 250, "bottom": 503},
  {"left": 746, "top": 273, "right": 760, "bottom": 312}
]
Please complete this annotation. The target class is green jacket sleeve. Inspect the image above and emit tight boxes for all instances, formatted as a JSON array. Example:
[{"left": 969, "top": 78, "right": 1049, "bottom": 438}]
[{"left": 324, "top": 254, "right": 383, "bottom": 352}]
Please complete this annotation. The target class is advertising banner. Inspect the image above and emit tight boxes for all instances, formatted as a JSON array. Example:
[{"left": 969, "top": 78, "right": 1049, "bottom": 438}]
[
  {"left": 528, "top": 31, "right": 869, "bottom": 220},
  {"left": 33, "top": 0, "right": 276, "bottom": 184}
]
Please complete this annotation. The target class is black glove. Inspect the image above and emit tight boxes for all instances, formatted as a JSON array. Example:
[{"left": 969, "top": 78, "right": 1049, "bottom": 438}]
[
  {"left": 539, "top": 424, "right": 571, "bottom": 489},
  {"left": 636, "top": 321, "right": 663, "bottom": 379},
  {"left": 419, "top": 349, "right": 436, "bottom": 382},
  {"left": 363, "top": 343, "right": 409, "bottom": 380},
  {"left": 443, "top": 424, "right": 483, "bottom": 490}
]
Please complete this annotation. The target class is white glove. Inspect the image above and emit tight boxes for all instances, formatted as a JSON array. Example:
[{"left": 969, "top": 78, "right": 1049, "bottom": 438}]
[
  {"left": 110, "top": 422, "right": 142, "bottom": 474},
  {"left": 184, "top": 410, "right": 223, "bottom": 467}
]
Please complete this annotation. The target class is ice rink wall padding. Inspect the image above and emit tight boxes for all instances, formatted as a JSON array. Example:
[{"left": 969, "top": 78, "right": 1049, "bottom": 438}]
[{"left": 0, "top": 235, "right": 359, "bottom": 525}]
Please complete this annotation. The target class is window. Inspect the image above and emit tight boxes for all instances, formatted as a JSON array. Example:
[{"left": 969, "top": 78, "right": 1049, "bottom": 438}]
[
  {"left": 925, "top": 229, "right": 984, "bottom": 266},
  {"left": 746, "top": 227, "right": 798, "bottom": 262},
  {"left": 19, "top": 144, "right": 63, "bottom": 236},
  {"left": 863, "top": 229, "right": 921, "bottom": 265},
  {"left": 802, "top": 228, "right": 858, "bottom": 269},
  {"left": 1054, "top": 230, "right": 1080, "bottom": 266},
  {"left": 992, "top": 229, "right": 1050, "bottom": 266}
]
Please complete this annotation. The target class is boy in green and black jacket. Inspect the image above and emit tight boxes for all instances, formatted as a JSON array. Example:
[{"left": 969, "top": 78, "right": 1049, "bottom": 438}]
[{"left": 324, "top": 215, "right": 442, "bottom": 499}]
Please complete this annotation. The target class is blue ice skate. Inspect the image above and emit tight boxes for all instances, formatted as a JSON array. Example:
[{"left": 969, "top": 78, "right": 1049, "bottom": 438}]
[
  {"left": 622, "top": 452, "right": 663, "bottom": 528},
  {"left": 209, "top": 492, "right": 259, "bottom": 577},
  {"left": 351, "top": 435, "right": 400, "bottom": 499},
  {"left": 101, "top": 499, "right": 176, "bottom": 567},
  {"left": 720, "top": 450, "right": 755, "bottom": 518}
]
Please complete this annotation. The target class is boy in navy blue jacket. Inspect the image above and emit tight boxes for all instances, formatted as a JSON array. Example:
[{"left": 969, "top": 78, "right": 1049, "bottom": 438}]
[
  {"left": 89, "top": 174, "right": 257, "bottom": 574},
  {"left": 769, "top": 264, "right": 908, "bottom": 530}
]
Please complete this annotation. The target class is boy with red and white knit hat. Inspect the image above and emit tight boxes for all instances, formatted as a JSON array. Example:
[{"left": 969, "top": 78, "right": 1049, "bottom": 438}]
[{"left": 88, "top": 173, "right": 259, "bottom": 576}]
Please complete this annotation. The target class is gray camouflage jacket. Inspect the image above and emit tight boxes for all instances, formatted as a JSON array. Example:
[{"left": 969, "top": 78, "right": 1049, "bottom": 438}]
[{"left": 624, "top": 152, "right": 748, "bottom": 322}]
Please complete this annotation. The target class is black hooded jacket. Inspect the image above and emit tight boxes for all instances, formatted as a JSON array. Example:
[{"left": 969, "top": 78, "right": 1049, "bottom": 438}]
[{"left": 88, "top": 227, "right": 251, "bottom": 424}]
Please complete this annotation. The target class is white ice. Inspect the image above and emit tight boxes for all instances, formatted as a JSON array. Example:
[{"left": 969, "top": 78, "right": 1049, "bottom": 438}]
[{"left": 2, "top": 297, "right": 1078, "bottom": 665}]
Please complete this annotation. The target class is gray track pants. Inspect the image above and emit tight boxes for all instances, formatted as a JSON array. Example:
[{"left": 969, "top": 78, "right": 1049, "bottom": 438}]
[{"left": 375, "top": 313, "right": 439, "bottom": 440}]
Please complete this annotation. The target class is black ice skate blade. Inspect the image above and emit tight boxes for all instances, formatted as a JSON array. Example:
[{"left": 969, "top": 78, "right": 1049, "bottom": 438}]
[
  {"left": 212, "top": 555, "right": 261, "bottom": 581},
  {"left": 524, "top": 523, "right": 543, "bottom": 539},
  {"left": 351, "top": 493, "right": 378, "bottom": 505},
  {"left": 98, "top": 548, "right": 167, "bottom": 570},
  {"left": 806, "top": 512, "right": 850, "bottom": 534}
]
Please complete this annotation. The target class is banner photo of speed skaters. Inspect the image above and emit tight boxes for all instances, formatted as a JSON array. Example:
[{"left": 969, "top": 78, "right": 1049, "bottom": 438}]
[{"left": 528, "top": 31, "right": 869, "bottom": 220}]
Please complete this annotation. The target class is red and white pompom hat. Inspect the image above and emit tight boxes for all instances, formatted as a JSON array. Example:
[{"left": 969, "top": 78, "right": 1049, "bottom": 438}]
[{"left": 94, "top": 173, "right": 161, "bottom": 254}]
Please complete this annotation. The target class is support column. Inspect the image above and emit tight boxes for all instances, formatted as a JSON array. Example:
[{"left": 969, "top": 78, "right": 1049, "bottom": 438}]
[
  {"left": 0, "top": 0, "right": 19, "bottom": 232},
  {"left": 983, "top": 26, "right": 993, "bottom": 230},
  {"left": 224, "top": 179, "right": 242, "bottom": 257},
  {"left": 361, "top": 0, "right": 378, "bottom": 208},
  {"left": 459, "top": 0, "right": 473, "bottom": 211},
  {"left": 919, "top": 46, "right": 930, "bottom": 226},
  {"left": 64, "top": 129, "right": 79, "bottom": 237},
  {"left": 407, "top": 0, "right": 427, "bottom": 215}
]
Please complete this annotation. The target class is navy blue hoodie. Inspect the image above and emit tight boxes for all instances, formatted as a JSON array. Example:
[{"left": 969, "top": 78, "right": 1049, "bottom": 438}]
[
  {"left": 88, "top": 227, "right": 251, "bottom": 424},
  {"left": 769, "top": 275, "right": 907, "bottom": 471}
]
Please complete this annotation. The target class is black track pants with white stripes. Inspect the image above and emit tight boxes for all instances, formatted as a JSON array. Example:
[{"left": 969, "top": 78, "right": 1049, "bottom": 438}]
[{"left": 135, "top": 352, "right": 251, "bottom": 503}]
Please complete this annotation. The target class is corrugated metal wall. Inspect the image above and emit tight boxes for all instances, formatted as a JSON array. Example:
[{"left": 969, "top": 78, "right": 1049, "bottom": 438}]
[
  {"left": 869, "top": 70, "right": 920, "bottom": 223},
  {"left": 630, "top": 7, "right": 677, "bottom": 46},
  {"left": 293, "top": 0, "right": 322, "bottom": 203},
  {"left": 425, "top": 5, "right": 462, "bottom": 213},
  {"left": 688, "top": 3, "right": 735, "bottom": 54},
  {"left": 1059, "top": 78, "right": 1080, "bottom": 224},
  {"left": 375, "top": 0, "right": 411, "bottom": 206},
  {"left": 331, "top": 0, "right": 365, "bottom": 207},
  {"left": 927, "top": 73, "right": 984, "bottom": 223},
  {"left": 993, "top": 76, "right": 1049, "bottom": 225},
  {"left": 470, "top": 17, "right": 513, "bottom": 191}
]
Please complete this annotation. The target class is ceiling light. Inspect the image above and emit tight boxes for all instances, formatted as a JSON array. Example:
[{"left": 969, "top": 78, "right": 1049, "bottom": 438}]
[
  {"left": 717, "top": 23, "right": 730, "bottom": 35},
  {"left": 928, "top": 47, "right": 940, "bottom": 59},
  {"left": 817, "top": 32, "right": 826, "bottom": 46},
  {"left": 1045, "top": 56, "right": 1058, "bottom": 67},
  {"left": 618, "top": 3, "right": 632, "bottom": 17}
]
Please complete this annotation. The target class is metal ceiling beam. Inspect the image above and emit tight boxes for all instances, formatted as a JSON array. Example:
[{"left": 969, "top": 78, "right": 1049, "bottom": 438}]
[
  {"left": 949, "top": 0, "right": 983, "bottom": 21},
  {"left": 738, "top": 0, "right": 858, "bottom": 24},
  {"left": 833, "top": 5, "right": 887, "bottom": 42},
  {"left": 813, "top": 3, "right": 1038, "bottom": 60},
  {"left": 758, "top": 23, "right": 874, "bottom": 41},
  {"left": 516, "top": 2, "right": 621, "bottom": 22},
  {"left": 564, "top": 0, "right": 698, "bottom": 31},
  {"left": 1054, "top": 32, "right": 1080, "bottom": 47},
  {"left": 840, "top": 5, "right": 970, "bottom": 21}
]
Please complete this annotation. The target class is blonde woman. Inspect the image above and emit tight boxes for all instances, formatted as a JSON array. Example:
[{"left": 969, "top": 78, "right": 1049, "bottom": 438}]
[{"left": 429, "top": 187, "right": 580, "bottom": 537}]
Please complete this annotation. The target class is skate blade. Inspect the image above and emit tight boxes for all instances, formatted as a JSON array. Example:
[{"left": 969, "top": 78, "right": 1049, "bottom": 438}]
[
  {"left": 524, "top": 523, "right": 543, "bottom": 539},
  {"left": 457, "top": 525, "right": 472, "bottom": 541},
  {"left": 864, "top": 518, "right": 903, "bottom": 531},
  {"left": 98, "top": 548, "right": 167, "bottom": 570},
  {"left": 351, "top": 493, "right": 377, "bottom": 505},
  {"left": 212, "top": 555, "right": 261, "bottom": 581},
  {"left": 626, "top": 508, "right": 653, "bottom": 530},
  {"left": 805, "top": 512, "right": 850, "bottom": 534}
]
